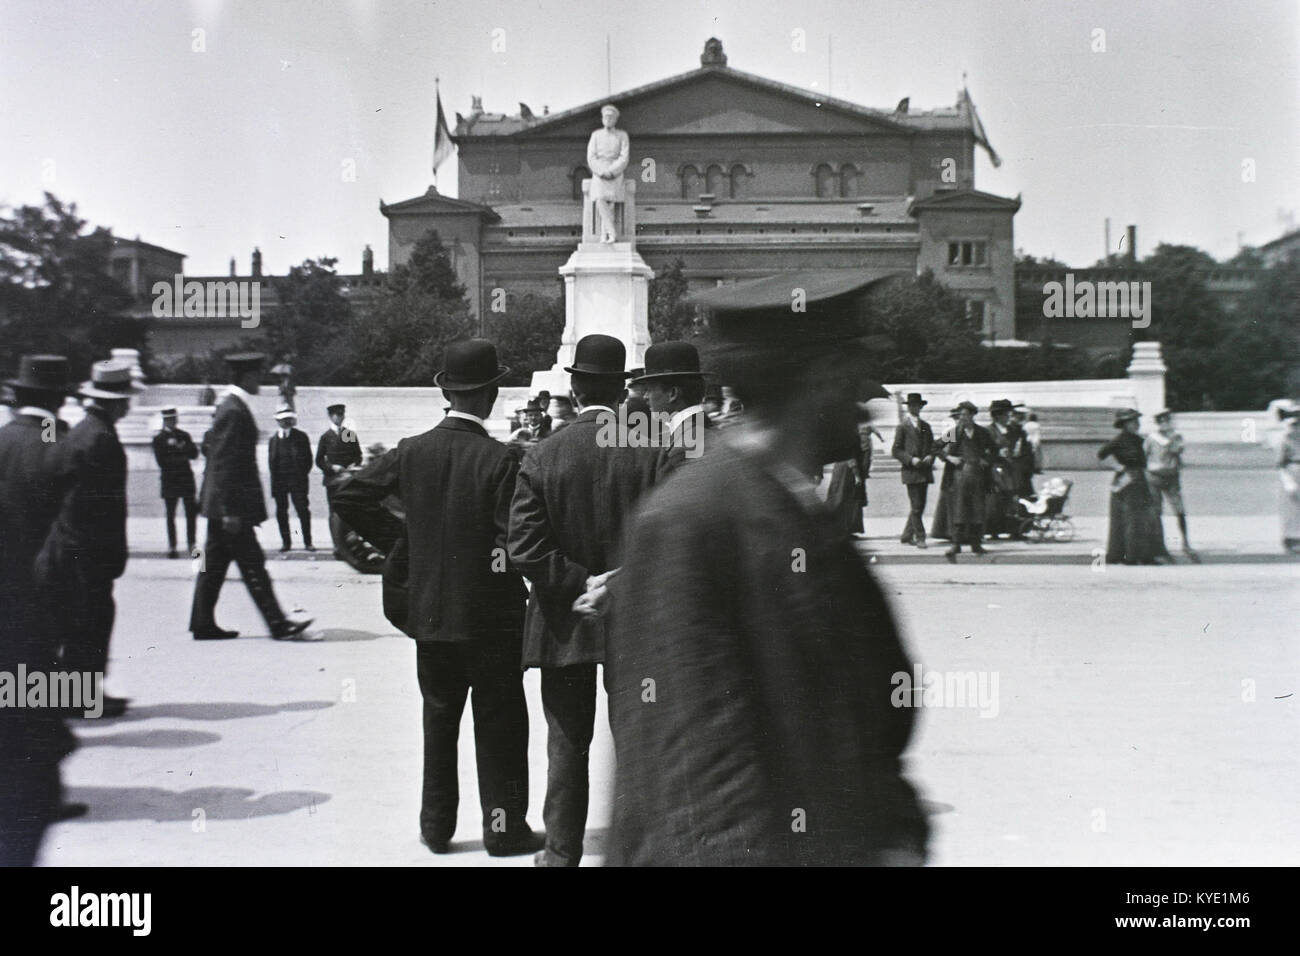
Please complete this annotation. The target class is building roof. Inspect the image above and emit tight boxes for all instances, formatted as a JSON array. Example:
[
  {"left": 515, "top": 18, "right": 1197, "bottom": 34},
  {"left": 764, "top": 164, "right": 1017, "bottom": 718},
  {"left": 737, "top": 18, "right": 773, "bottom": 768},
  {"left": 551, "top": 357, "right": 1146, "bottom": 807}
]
[
  {"left": 688, "top": 267, "right": 906, "bottom": 310},
  {"left": 379, "top": 186, "right": 500, "bottom": 221},
  {"left": 1259, "top": 228, "right": 1300, "bottom": 251},
  {"left": 487, "top": 198, "right": 917, "bottom": 229},
  {"left": 454, "top": 38, "right": 982, "bottom": 141},
  {"left": 109, "top": 235, "right": 187, "bottom": 260},
  {"left": 908, "top": 188, "right": 1022, "bottom": 215}
]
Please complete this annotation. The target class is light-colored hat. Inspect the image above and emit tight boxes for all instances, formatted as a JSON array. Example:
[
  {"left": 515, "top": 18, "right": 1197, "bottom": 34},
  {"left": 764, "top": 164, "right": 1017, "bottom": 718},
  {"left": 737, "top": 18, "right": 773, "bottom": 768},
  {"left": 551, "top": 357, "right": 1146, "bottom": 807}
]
[
  {"left": 79, "top": 360, "right": 144, "bottom": 400},
  {"left": 161, "top": 405, "right": 179, "bottom": 417},
  {"left": 273, "top": 404, "right": 296, "bottom": 421}
]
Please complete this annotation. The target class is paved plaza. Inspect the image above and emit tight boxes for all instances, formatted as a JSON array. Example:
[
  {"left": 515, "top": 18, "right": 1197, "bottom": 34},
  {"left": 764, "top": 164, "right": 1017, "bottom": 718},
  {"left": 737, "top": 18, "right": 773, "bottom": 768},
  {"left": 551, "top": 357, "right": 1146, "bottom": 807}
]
[{"left": 38, "top": 468, "right": 1299, "bottom": 866}]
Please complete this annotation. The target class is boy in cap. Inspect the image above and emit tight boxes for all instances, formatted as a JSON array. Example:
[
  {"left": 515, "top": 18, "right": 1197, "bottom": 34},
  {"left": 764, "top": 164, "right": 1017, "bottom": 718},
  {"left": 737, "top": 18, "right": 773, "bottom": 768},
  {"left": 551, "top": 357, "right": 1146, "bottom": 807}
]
[
  {"left": 1145, "top": 409, "right": 1197, "bottom": 561},
  {"left": 152, "top": 406, "right": 200, "bottom": 558},
  {"left": 317, "top": 402, "right": 362, "bottom": 558}
]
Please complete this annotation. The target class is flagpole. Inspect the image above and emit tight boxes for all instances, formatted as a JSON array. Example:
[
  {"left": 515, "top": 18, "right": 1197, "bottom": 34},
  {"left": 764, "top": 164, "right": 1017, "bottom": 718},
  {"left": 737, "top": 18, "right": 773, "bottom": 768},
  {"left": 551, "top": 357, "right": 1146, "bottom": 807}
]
[{"left": 433, "top": 75, "right": 440, "bottom": 189}]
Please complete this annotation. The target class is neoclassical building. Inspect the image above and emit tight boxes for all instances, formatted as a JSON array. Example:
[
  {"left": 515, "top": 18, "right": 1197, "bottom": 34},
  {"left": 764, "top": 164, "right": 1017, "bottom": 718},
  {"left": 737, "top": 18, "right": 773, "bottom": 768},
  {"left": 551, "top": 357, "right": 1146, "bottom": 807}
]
[{"left": 381, "top": 38, "right": 1020, "bottom": 340}]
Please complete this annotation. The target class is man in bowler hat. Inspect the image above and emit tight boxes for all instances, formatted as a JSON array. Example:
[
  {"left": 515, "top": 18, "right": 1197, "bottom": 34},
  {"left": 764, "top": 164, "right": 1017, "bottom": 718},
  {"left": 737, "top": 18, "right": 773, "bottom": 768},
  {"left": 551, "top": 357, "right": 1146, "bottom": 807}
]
[
  {"left": 53, "top": 360, "right": 143, "bottom": 716},
  {"left": 508, "top": 333, "right": 664, "bottom": 866},
  {"left": 0, "top": 355, "right": 79, "bottom": 864},
  {"left": 632, "top": 341, "right": 712, "bottom": 473},
  {"left": 892, "top": 393, "right": 935, "bottom": 547},
  {"left": 334, "top": 340, "right": 541, "bottom": 856},
  {"left": 189, "top": 353, "right": 314, "bottom": 641},
  {"left": 268, "top": 405, "right": 314, "bottom": 553},
  {"left": 152, "top": 406, "right": 199, "bottom": 558}
]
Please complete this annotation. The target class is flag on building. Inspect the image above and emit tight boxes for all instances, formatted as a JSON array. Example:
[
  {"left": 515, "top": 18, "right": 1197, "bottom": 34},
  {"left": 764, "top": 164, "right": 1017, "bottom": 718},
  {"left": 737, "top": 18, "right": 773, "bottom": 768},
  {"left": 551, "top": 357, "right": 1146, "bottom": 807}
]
[
  {"left": 963, "top": 86, "right": 1002, "bottom": 169},
  {"left": 433, "top": 85, "right": 454, "bottom": 178}
]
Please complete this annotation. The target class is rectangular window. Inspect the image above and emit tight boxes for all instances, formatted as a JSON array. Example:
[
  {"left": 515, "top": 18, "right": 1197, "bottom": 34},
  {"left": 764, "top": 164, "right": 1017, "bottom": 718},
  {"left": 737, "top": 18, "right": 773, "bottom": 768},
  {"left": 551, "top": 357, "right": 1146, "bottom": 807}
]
[
  {"left": 966, "top": 299, "right": 988, "bottom": 334},
  {"left": 947, "top": 241, "right": 989, "bottom": 268}
]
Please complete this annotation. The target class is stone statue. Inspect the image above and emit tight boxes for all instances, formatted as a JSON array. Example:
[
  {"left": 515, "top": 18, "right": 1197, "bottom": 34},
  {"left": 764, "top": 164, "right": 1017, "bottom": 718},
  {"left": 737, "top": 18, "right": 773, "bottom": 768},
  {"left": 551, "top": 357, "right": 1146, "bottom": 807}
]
[{"left": 586, "top": 104, "right": 629, "bottom": 243}]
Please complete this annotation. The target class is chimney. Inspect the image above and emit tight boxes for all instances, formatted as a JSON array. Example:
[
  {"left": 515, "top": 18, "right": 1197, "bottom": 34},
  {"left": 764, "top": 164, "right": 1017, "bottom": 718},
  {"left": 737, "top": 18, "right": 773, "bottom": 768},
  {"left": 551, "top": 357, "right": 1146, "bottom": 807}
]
[
  {"left": 470, "top": 95, "right": 483, "bottom": 115},
  {"left": 362, "top": 244, "right": 374, "bottom": 277},
  {"left": 252, "top": 247, "right": 263, "bottom": 278},
  {"left": 229, "top": 256, "right": 237, "bottom": 277},
  {"left": 1126, "top": 225, "right": 1137, "bottom": 264}
]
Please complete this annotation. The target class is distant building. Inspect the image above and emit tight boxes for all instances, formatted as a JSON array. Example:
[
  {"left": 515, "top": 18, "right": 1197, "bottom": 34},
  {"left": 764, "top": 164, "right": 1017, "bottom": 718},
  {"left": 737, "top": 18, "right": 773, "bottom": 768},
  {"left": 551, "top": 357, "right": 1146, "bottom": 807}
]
[
  {"left": 381, "top": 38, "right": 1021, "bottom": 341},
  {"left": 1259, "top": 228, "right": 1300, "bottom": 267}
]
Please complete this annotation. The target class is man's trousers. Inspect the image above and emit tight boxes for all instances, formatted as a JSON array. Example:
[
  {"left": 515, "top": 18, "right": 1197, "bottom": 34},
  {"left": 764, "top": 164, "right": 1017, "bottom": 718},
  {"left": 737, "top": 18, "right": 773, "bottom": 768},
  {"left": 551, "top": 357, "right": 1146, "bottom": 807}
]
[
  {"left": 900, "top": 483, "right": 929, "bottom": 543},
  {"left": 189, "top": 522, "right": 286, "bottom": 632},
  {"left": 273, "top": 487, "right": 313, "bottom": 549},
  {"left": 539, "top": 663, "right": 600, "bottom": 867},
  {"left": 59, "top": 577, "right": 114, "bottom": 677},
  {"left": 415, "top": 639, "right": 530, "bottom": 850},
  {"left": 164, "top": 495, "right": 198, "bottom": 552}
]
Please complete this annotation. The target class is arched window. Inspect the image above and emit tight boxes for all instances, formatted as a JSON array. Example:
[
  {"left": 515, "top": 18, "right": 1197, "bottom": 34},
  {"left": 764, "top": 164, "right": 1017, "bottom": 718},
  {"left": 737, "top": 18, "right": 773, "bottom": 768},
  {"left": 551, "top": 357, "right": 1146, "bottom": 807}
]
[
  {"left": 679, "top": 164, "right": 701, "bottom": 199},
  {"left": 729, "top": 164, "right": 750, "bottom": 199},
  {"left": 571, "top": 166, "right": 591, "bottom": 201},
  {"left": 705, "top": 164, "right": 727, "bottom": 196},
  {"left": 839, "top": 164, "right": 859, "bottom": 198},
  {"left": 814, "top": 163, "right": 836, "bottom": 198}
]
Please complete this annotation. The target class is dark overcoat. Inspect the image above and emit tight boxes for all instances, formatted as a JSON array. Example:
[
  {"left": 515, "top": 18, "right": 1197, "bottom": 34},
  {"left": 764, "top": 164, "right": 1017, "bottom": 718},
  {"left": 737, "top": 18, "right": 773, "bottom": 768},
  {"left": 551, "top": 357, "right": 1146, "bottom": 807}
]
[
  {"left": 267, "top": 428, "right": 313, "bottom": 496},
  {"left": 507, "top": 407, "right": 663, "bottom": 668},
  {"left": 316, "top": 427, "right": 362, "bottom": 481},
  {"left": 55, "top": 407, "right": 128, "bottom": 583},
  {"left": 198, "top": 393, "right": 268, "bottom": 525},
  {"left": 332, "top": 416, "right": 527, "bottom": 643},
  {"left": 152, "top": 427, "right": 198, "bottom": 499},
  {"left": 933, "top": 423, "right": 997, "bottom": 531},
  {"left": 891, "top": 416, "right": 935, "bottom": 485},
  {"left": 605, "top": 433, "right": 929, "bottom": 865}
]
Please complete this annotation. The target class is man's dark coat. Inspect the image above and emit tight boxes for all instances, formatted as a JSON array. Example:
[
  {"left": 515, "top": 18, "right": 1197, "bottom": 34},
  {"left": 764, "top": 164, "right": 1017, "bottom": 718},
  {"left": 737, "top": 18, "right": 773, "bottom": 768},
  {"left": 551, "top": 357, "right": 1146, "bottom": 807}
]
[{"left": 199, "top": 394, "right": 268, "bottom": 525}]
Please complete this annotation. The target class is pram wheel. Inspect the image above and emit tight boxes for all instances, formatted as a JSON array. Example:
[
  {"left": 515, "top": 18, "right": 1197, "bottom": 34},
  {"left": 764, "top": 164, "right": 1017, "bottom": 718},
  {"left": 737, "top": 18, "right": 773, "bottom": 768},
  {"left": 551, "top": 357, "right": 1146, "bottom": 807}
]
[
  {"left": 1020, "top": 515, "right": 1047, "bottom": 542},
  {"left": 1050, "top": 517, "right": 1075, "bottom": 543}
]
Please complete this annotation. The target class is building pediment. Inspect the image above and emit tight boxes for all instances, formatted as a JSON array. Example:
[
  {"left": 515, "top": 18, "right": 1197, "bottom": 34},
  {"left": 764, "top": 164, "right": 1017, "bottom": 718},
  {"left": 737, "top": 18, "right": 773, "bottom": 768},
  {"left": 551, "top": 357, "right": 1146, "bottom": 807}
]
[
  {"left": 909, "top": 189, "right": 1021, "bottom": 215},
  {"left": 462, "top": 67, "right": 913, "bottom": 141},
  {"left": 379, "top": 187, "right": 500, "bottom": 221}
]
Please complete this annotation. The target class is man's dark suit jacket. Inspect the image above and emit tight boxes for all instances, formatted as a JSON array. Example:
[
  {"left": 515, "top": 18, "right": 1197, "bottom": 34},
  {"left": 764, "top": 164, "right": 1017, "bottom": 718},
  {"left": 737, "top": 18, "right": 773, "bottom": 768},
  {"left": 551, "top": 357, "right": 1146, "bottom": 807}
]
[
  {"left": 268, "top": 428, "right": 313, "bottom": 495},
  {"left": 658, "top": 408, "right": 713, "bottom": 474},
  {"left": 605, "top": 431, "right": 929, "bottom": 866},
  {"left": 53, "top": 406, "right": 128, "bottom": 583},
  {"left": 0, "top": 412, "right": 75, "bottom": 757},
  {"left": 891, "top": 416, "right": 935, "bottom": 485},
  {"left": 199, "top": 393, "right": 268, "bottom": 525},
  {"left": 508, "top": 407, "right": 663, "bottom": 668},
  {"left": 152, "top": 427, "right": 198, "bottom": 499},
  {"left": 316, "top": 427, "right": 362, "bottom": 482},
  {"left": 333, "top": 416, "right": 526, "bottom": 643}
]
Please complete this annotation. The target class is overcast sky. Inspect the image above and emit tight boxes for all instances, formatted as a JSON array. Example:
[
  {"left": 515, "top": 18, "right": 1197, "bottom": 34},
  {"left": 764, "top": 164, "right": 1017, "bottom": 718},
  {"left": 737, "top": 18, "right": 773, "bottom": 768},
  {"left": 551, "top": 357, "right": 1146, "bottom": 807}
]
[{"left": 1, "top": 0, "right": 1295, "bottom": 275}]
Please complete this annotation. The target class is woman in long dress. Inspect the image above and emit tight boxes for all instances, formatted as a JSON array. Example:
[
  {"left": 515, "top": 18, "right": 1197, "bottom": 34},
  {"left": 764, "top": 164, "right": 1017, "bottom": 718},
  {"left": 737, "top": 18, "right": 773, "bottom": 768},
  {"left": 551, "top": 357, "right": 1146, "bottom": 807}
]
[
  {"left": 1278, "top": 408, "right": 1300, "bottom": 554},
  {"left": 1097, "top": 409, "right": 1165, "bottom": 565}
]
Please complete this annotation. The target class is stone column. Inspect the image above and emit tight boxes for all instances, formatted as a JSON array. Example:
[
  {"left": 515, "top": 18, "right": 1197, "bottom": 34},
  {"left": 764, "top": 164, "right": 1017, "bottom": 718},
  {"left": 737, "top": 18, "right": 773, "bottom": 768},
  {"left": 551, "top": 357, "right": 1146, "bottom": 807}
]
[{"left": 1126, "top": 340, "right": 1167, "bottom": 417}]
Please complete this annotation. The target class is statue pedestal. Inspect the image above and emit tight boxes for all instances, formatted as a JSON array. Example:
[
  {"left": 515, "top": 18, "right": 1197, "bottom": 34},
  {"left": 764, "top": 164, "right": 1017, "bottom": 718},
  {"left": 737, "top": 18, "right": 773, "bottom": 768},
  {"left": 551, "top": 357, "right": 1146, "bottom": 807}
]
[{"left": 531, "top": 180, "right": 652, "bottom": 396}]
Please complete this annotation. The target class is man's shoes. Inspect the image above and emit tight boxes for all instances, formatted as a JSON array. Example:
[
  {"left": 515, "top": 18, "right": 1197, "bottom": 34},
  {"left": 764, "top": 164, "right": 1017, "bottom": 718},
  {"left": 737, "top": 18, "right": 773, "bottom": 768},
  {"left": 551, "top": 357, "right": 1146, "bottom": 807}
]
[
  {"left": 53, "top": 802, "right": 89, "bottom": 822},
  {"left": 419, "top": 833, "right": 451, "bottom": 854},
  {"left": 279, "top": 544, "right": 291, "bottom": 553},
  {"left": 270, "top": 618, "right": 317, "bottom": 641},
  {"left": 971, "top": 544, "right": 988, "bottom": 556},
  {"left": 193, "top": 627, "right": 239, "bottom": 640},
  {"left": 899, "top": 536, "right": 914, "bottom": 546},
  {"left": 944, "top": 546, "right": 958, "bottom": 564},
  {"left": 167, "top": 549, "right": 179, "bottom": 559},
  {"left": 914, "top": 539, "right": 927, "bottom": 549},
  {"left": 485, "top": 828, "right": 545, "bottom": 858},
  {"left": 1183, "top": 547, "right": 1201, "bottom": 564},
  {"left": 304, "top": 544, "right": 316, "bottom": 552}
]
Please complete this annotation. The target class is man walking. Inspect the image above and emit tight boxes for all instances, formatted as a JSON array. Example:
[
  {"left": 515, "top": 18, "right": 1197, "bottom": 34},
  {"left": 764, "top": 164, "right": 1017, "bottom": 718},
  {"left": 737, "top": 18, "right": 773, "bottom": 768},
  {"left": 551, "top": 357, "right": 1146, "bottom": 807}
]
[
  {"left": 54, "top": 360, "right": 142, "bottom": 717},
  {"left": 0, "top": 355, "right": 78, "bottom": 865},
  {"left": 892, "top": 392, "right": 935, "bottom": 548},
  {"left": 632, "top": 340, "right": 711, "bottom": 473},
  {"left": 508, "top": 333, "right": 663, "bottom": 867},
  {"left": 268, "top": 405, "right": 314, "bottom": 553},
  {"left": 152, "top": 406, "right": 199, "bottom": 558},
  {"left": 188, "top": 353, "right": 313, "bottom": 641},
  {"left": 334, "top": 339, "right": 541, "bottom": 857}
]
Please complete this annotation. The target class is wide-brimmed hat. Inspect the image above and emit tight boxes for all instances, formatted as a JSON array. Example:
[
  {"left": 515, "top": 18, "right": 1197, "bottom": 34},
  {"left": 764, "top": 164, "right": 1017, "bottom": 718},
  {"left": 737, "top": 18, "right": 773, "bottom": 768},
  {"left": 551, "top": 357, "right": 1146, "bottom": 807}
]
[
  {"left": 161, "top": 405, "right": 179, "bottom": 418},
  {"left": 273, "top": 405, "right": 296, "bottom": 421},
  {"left": 522, "top": 398, "right": 543, "bottom": 413},
  {"left": 7, "top": 354, "right": 73, "bottom": 395},
  {"left": 630, "top": 341, "right": 705, "bottom": 384},
  {"left": 564, "top": 334, "right": 629, "bottom": 377},
  {"left": 903, "top": 392, "right": 927, "bottom": 407},
  {"left": 952, "top": 400, "right": 978, "bottom": 416},
  {"left": 79, "top": 360, "right": 144, "bottom": 400},
  {"left": 326, "top": 403, "right": 347, "bottom": 415},
  {"left": 989, "top": 398, "right": 1014, "bottom": 415},
  {"left": 1113, "top": 408, "right": 1141, "bottom": 428},
  {"left": 1153, "top": 408, "right": 1173, "bottom": 422},
  {"left": 224, "top": 352, "right": 266, "bottom": 373},
  {"left": 435, "top": 339, "right": 510, "bottom": 391}
]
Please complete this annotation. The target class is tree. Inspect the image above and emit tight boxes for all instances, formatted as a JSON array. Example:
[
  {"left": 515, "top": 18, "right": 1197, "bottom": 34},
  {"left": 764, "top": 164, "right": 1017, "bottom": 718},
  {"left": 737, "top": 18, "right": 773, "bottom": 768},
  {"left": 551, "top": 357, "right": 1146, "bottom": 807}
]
[
  {"left": 1138, "top": 244, "right": 1229, "bottom": 410},
  {"left": 859, "top": 270, "right": 983, "bottom": 382},
  {"left": 386, "top": 229, "right": 465, "bottom": 301},
  {"left": 485, "top": 291, "right": 565, "bottom": 386},
  {"left": 260, "top": 257, "right": 352, "bottom": 385},
  {"left": 648, "top": 258, "right": 697, "bottom": 342},
  {"left": 0, "top": 192, "right": 146, "bottom": 378}
]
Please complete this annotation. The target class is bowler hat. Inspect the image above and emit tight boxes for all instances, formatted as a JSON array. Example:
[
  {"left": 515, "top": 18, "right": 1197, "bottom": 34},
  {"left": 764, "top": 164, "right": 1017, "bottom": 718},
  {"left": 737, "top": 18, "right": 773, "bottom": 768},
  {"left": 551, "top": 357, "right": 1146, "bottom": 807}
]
[
  {"left": 522, "top": 398, "right": 543, "bottom": 413},
  {"left": 630, "top": 341, "right": 705, "bottom": 384},
  {"left": 903, "top": 392, "right": 927, "bottom": 407},
  {"left": 7, "top": 354, "right": 72, "bottom": 394},
  {"left": 79, "top": 360, "right": 144, "bottom": 401},
  {"left": 953, "top": 400, "right": 978, "bottom": 416},
  {"left": 564, "top": 334, "right": 629, "bottom": 377},
  {"left": 435, "top": 339, "right": 510, "bottom": 391},
  {"left": 989, "top": 399, "right": 1014, "bottom": 415},
  {"left": 1112, "top": 408, "right": 1141, "bottom": 428}
]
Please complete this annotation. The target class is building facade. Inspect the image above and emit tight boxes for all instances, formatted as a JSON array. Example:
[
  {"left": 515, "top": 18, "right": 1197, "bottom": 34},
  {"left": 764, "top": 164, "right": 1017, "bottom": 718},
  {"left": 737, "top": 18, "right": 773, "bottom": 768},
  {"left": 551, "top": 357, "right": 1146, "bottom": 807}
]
[{"left": 381, "top": 38, "right": 1021, "bottom": 340}]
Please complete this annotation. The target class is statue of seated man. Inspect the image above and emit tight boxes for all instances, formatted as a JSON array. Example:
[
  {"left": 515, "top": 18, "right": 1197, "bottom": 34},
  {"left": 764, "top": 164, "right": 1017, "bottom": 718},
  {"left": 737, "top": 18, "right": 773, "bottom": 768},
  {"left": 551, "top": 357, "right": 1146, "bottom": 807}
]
[{"left": 587, "top": 104, "right": 629, "bottom": 243}]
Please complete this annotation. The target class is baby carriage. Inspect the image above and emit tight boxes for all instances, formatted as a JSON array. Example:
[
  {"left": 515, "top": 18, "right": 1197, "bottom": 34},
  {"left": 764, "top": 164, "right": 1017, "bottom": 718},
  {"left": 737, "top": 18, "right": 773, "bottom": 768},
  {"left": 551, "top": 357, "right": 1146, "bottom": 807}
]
[{"left": 1016, "top": 476, "right": 1075, "bottom": 542}]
